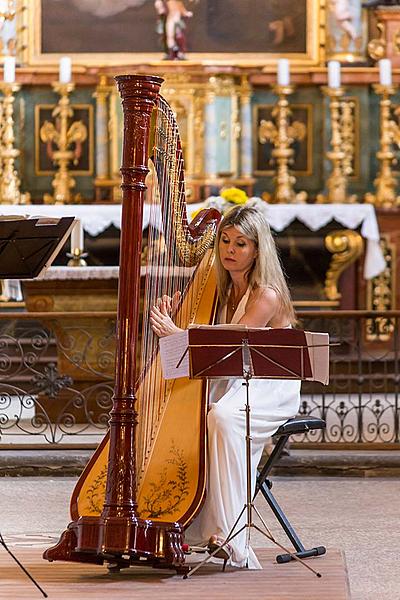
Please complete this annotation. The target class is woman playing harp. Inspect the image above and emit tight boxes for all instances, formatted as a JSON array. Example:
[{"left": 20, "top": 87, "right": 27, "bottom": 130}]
[{"left": 150, "top": 204, "right": 301, "bottom": 569}]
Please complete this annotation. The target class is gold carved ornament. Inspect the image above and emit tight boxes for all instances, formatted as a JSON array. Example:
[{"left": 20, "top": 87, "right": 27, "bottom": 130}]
[
  {"left": 0, "top": 81, "right": 30, "bottom": 204},
  {"left": 366, "top": 235, "right": 395, "bottom": 342},
  {"left": 365, "top": 84, "right": 400, "bottom": 209},
  {"left": 259, "top": 85, "right": 307, "bottom": 204},
  {"left": 40, "top": 83, "right": 87, "bottom": 204},
  {"left": 324, "top": 229, "right": 364, "bottom": 301},
  {"left": 368, "top": 22, "right": 387, "bottom": 61}
]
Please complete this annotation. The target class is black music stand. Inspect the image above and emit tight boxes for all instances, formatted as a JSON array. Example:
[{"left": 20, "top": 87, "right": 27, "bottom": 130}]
[
  {"left": 182, "top": 325, "right": 329, "bottom": 579},
  {"left": 0, "top": 216, "right": 75, "bottom": 278},
  {"left": 0, "top": 216, "right": 75, "bottom": 598}
]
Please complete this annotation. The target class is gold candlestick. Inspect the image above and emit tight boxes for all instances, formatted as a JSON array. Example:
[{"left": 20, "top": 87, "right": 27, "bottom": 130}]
[
  {"left": 268, "top": 85, "right": 307, "bottom": 203},
  {"left": 0, "top": 82, "right": 30, "bottom": 205},
  {"left": 340, "top": 99, "right": 356, "bottom": 180},
  {"left": 41, "top": 82, "right": 87, "bottom": 204},
  {"left": 67, "top": 247, "right": 88, "bottom": 267},
  {"left": 317, "top": 87, "right": 354, "bottom": 204},
  {"left": 365, "top": 84, "right": 400, "bottom": 209}
]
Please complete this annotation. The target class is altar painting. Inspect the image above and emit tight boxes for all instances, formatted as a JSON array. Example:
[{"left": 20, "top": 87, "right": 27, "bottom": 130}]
[{"left": 25, "top": 0, "right": 321, "bottom": 66}]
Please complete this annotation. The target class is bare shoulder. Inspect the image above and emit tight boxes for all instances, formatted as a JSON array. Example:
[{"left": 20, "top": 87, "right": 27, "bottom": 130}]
[
  {"left": 249, "top": 285, "right": 279, "bottom": 308},
  {"left": 246, "top": 286, "right": 279, "bottom": 317},
  {"left": 237, "top": 285, "right": 279, "bottom": 327}
]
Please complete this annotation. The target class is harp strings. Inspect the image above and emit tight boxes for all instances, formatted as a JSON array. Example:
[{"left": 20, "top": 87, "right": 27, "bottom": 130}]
[{"left": 135, "top": 96, "right": 201, "bottom": 475}]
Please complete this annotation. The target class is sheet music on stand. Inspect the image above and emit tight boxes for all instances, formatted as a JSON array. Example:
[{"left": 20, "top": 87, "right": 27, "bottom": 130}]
[{"left": 159, "top": 324, "right": 329, "bottom": 385}]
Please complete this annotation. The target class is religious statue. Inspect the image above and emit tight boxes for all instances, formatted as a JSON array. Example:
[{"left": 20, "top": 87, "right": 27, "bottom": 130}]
[
  {"left": 326, "top": 0, "right": 367, "bottom": 63},
  {"left": 154, "top": 0, "right": 196, "bottom": 59},
  {"left": 329, "top": 0, "right": 357, "bottom": 40}
]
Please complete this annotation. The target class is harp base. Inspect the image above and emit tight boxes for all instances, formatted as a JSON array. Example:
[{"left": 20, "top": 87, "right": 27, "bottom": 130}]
[{"left": 43, "top": 516, "right": 189, "bottom": 574}]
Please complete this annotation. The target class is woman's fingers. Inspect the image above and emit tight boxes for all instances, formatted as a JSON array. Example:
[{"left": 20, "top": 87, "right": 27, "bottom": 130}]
[
  {"left": 150, "top": 313, "right": 165, "bottom": 335},
  {"left": 160, "top": 300, "right": 170, "bottom": 316},
  {"left": 151, "top": 292, "right": 182, "bottom": 338},
  {"left": 151, "top": 305, "right": 165, "bottom": 323},
  {"left": 162, "top": 295, "right": 172, "bottom": 312},
  {"left": 171, "top": 290, "right": 181, "bottom": 312},
  {"left": 151, "top": 305, "right": 173, "bottom": 328},
  {"left": 155, "top": 292, "right": 181, "bottom": 313}
]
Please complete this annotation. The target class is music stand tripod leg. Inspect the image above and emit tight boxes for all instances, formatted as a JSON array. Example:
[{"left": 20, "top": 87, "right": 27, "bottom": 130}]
[
  {"left": 184, "top": 337, "right": 322, "bottom": 579},
  {"left": 183, "top": 506, "right": 247, "bottom": 578},
  {"left": 185, "top": 347, "right": 257, "bottom": 579},
  {"left": 0, "top": 532, "right": 48, "bottom": 597}
]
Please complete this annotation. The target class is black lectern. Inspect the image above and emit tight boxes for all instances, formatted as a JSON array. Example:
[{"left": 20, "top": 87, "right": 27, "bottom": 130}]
[
  {"left": 0, "top": 216, "right": 75, "bottom": 278},
  {"left": 0, "top": 215, "right": 74, "bottom": 598}
]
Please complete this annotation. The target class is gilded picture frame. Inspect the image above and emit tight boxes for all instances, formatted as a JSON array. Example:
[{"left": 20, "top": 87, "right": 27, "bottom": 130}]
[
  {"left": 34, "top": 103, "right": 94, "bottom": 176},
  {"left": 24, "top": 0, "right": 322, "bottom": 67},
  {"left": 253, "top": 103, "right": 313, "bottom": 177}
]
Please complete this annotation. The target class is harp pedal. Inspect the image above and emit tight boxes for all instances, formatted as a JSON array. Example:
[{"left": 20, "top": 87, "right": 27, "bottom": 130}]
[{"left": 182, "top": 544, "right": 207, "bottom": 555}]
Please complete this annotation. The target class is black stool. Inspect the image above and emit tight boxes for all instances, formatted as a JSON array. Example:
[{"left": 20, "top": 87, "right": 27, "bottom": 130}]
[{"left": 254, "top": 415, "right": 327, "bottom": 564}]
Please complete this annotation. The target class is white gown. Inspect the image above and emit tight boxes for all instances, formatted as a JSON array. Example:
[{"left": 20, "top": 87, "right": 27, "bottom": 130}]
[{"left": 186, "top": 288, "right": 301, "bottom": 569}]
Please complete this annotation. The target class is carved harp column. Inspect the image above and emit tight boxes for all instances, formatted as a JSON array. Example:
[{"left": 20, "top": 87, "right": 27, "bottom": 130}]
[{"left": 98, "top": 76, "right": 160, "bottom": 528}]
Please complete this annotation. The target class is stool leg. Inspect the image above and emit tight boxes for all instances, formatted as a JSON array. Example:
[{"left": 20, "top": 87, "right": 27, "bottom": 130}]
[
  {"left": 255, "top": 435, "right": 289, "bottom": 497},
  {"left": 258, "top": 479, "right": 305, "bottom": 553},
  {"left": 255, "top": 431, "right": 326, "bottom": 564},
  {"left": 259, "top": 480, "right": 326, "bottom": 563}
]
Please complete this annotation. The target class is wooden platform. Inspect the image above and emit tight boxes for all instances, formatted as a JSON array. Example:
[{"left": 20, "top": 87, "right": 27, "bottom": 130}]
[{"left": 0, "top": 547, "right": 350, "bottom": 600}]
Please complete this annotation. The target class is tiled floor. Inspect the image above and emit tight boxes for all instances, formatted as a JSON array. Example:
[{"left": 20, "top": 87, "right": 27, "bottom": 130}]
[{"left": 0, "top": 476, "right": 398, "bottom": 600}]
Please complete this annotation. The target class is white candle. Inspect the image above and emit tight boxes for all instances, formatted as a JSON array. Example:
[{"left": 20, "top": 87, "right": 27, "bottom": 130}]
[
  {"left": 59, "top": 56, "right": 72, "bottom": 84},
  {"left": 277, "top": 59, "right": 290, "bottom": 86},
  {"left": 3, "top": 56, "right": 15, "bottom": 83},
  {"left": 379, "top": 58, "right": 392, "bottom": 86},
  {"left": 328, "top": 61, "right": 341, "bottom": 89},
  {"left": 71, "top": 219, "right": 84, "bottom": 251}
]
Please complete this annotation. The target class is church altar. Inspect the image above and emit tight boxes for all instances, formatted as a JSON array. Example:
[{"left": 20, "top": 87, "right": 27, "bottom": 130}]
[{"left": 0, "top": 201, "right": 385, "bottom": 280}]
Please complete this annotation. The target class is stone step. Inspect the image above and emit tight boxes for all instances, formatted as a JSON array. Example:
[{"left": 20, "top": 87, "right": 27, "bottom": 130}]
[
  {"left": 1, "top": 448, "right": 400, "bottom": 477},
  {"left": 273, "top": 449, "right": 400, "bottom": 477}
]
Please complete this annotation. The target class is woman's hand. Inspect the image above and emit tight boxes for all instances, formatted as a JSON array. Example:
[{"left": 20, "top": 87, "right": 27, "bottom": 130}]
[
  {"left": 150, "top": 291, "right": 183, "bottom": 338},
  {"left": 156, "top": 291, "right": 181, "bottom": 315}
]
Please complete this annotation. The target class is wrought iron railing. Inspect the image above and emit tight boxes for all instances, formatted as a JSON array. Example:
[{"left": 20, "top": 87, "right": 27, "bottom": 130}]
[
  {"left": 0, "top": 312, "right": 115, "bottom": 445},
  {"left": 297, "top": 311, "right": 399, "bottom": 447},
  {"left": 0, "top": 310, "right": 399, "bottom": 447}
]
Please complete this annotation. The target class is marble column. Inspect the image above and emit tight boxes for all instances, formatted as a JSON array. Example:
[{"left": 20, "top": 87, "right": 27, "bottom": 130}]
[
  {"left": 204, "top": 88, "right": 218, "bottom": 180},
  {"left": 240, "top": 82, "right": 253, "bottom": 179},
  {"left": 93, "top": 76, "right": 110, "bottom": 180}
]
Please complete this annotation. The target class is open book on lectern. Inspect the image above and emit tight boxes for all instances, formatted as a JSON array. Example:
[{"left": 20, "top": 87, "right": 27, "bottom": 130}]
[
  {"left": 0, "top": 215, "right": 75, "bottom": 278},
  {"left": 159, "top": 324, "right": 329, "bottom": 385}
]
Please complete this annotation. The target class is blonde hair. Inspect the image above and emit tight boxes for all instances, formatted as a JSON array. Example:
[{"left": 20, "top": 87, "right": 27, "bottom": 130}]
[{"left": 214, "top": 204, "right": 296, "bottom": 325}]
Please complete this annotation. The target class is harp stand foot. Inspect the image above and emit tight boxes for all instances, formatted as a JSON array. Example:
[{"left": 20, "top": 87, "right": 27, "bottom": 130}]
[
  {"left": 0, "top": 531, "right": 48, "bottom": 597},
  {"left": 184, "top": 340, "right": 322, "bottom": 579}
]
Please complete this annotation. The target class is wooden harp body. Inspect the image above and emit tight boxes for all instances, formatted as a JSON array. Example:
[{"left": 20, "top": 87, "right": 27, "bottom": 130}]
[{"left": 44, "top": 75, "right": 221, "bottom": 572}]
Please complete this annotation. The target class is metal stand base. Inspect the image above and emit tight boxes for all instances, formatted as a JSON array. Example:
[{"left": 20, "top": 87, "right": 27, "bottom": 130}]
[{"left": 184, "top": 342, "right": 322, "bottom": 580}]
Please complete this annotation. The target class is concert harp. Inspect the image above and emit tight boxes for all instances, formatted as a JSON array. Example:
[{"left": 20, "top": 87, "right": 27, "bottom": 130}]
[{"left": 43, "top": 75, "right": 221, "bottom": 573}]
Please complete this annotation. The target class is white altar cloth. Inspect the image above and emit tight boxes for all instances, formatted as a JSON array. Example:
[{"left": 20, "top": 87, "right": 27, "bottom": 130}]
[
  {"left": 35, "top": 266, "right": 120, "bottom": 280},
  {"left": 195, "top": 199, "right": 385, "bottom": 280},
  {"left": 0, "top": 201, "right": 385, "bottom": 279}
]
